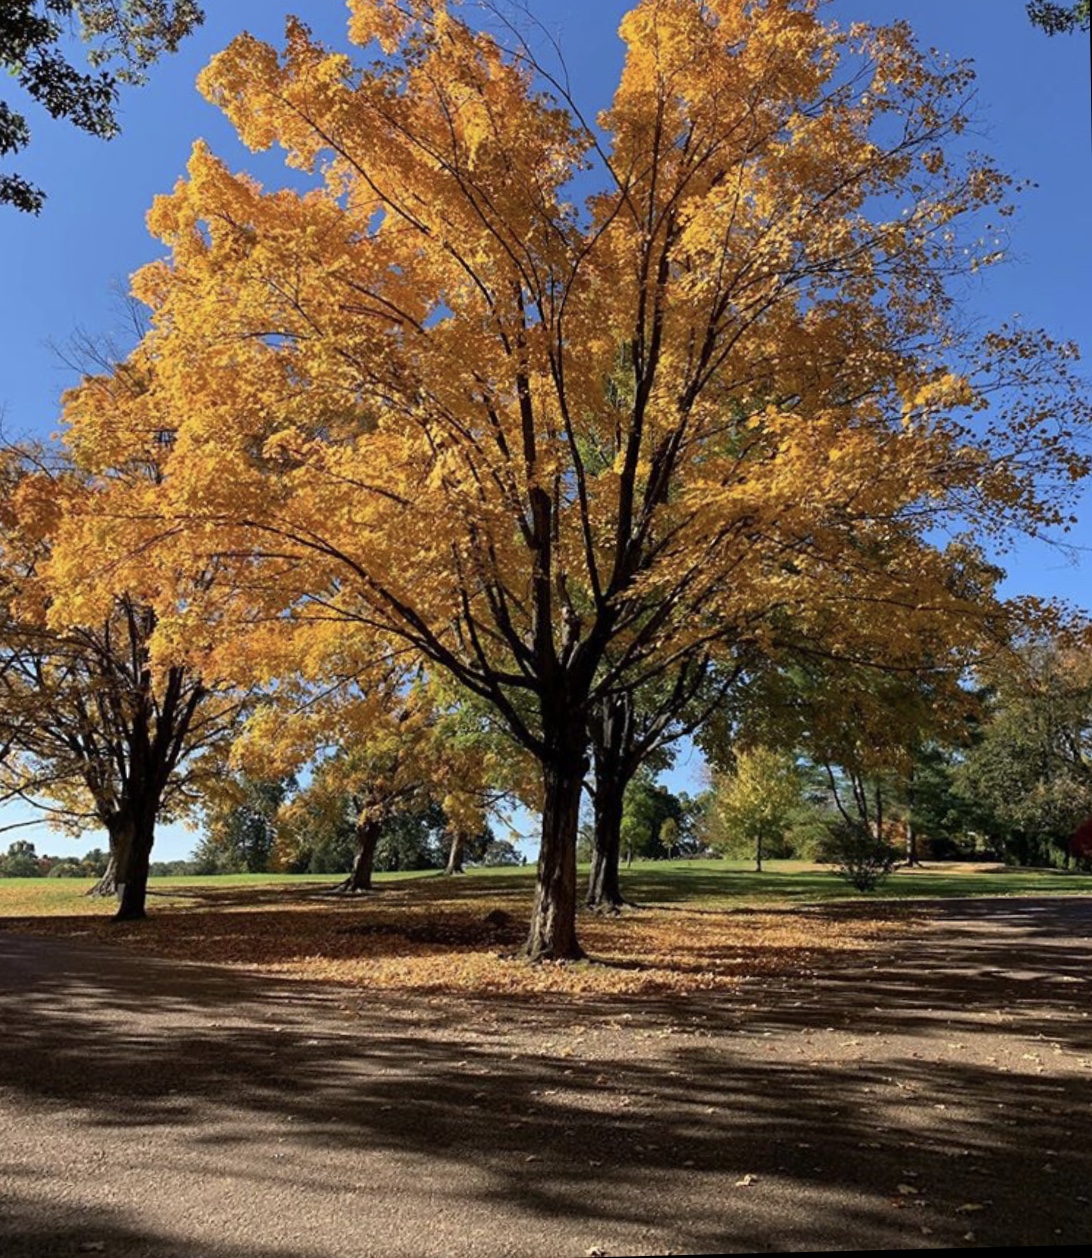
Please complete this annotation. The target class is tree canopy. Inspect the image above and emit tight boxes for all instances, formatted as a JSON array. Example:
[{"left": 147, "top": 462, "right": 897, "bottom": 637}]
[
  {"left": 40, "top": 0, "right": 1092, "bottom": 954},
  {"left": 1027, "top": 1, "right": 1091, "bottom": 35}
]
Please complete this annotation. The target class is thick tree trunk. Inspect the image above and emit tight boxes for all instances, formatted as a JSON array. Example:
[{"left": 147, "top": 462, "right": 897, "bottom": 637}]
[
  {"left": 330, "top": 817, "right": 381, "bottom": 894},
  {"left": 86, "top": 853, "right": 118, "bottom": 898},
  {"left": 112, "top": 812, "right": 155, "bottom": 922},
  {"left": 445, "top": 831, "right": 466, "bottom": 876},
  {"left": 587, "top": 779, "right": 625, "bottom": 911},
  {"left": 526, "top": 755, "right": 585, "bottom": 961}
]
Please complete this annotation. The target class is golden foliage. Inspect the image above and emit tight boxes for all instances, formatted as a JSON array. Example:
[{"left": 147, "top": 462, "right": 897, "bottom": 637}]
[{"left": 53, "top": 0, "right": 1089, "bottom": 735}]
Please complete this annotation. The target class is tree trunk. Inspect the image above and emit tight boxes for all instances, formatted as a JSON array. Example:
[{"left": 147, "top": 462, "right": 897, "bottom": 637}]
[
  {"left": 587, "top": 692, "right": 634, "bottom": 912},
  {"left": 86, "top": 853, "right": 117, "bottom": 898},
  {"left": 587, "top": 778, "right": 625, "bottom": 911},
  {"left": 330, "top": 817, "right": 381, "bottom": 894},
  {"left": 755, "top": 832, "right": 763, "bottom": 874},
  {"left": 112, "top": 812, "right": 155, "bottom": 922},
  {"left": 445, "top": 831, "right": 466, "bottom": 876},
  {"left": 905, "top": 772, "right": 919, "bottom": 866},
  {"left": 526, "top": 754, "right": 585, "bottom": 961}
]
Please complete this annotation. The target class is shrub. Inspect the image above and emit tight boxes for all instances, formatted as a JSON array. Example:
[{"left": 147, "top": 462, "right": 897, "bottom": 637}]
[
  {"left": 819, "top": 819, "right": 898, "bottom": 891},
  {"left": 47, "top": 861, "right": 87, "bottom": 878}
]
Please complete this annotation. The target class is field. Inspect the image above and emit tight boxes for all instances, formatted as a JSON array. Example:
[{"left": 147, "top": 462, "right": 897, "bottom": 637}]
[{"left": 3, "top": 859, "right": 1091, "bottom": 998}]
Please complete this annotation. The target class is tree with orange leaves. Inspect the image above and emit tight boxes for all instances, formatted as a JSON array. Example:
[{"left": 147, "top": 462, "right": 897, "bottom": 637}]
[
  {"left": 237, "top": 663, "right": 507, "bottom": 895},
  {"left": 55, "top": 0, "right": 1090, "bottom": 957},
  {"left": 0, "top": 448, "right": 245, "bottom": 919}
]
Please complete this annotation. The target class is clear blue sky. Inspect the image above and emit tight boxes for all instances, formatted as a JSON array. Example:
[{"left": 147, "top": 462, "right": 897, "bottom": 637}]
[{"left": 1, "top": 1, "right": 1089, "bottom": 861}]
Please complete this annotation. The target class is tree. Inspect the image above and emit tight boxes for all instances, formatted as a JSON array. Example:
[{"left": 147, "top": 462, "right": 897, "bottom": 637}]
[
  {"left": 618, "top": 771, "right": 684, "bottom": 866},
  {"left": 819, "top": 817, "right": 898, "bottom": 892},
  {"left": 956, "top": 641, "right": 1092, "bottom": 866},
  {"left": 1, "top": 1, "right": 204, "bottom": 213},
  {"left": 740, "top": 600, "right": 994, "bottom": 865},
  {"left": 705, "top": 746, "right": 803, "bottom": 872},
  {"left": 193, "top": 770, "right": 295, "bottom": 874},
  {"left": 1027, "top": 1, "right": 1091, "bottom": 35},
  {"left": 586, "top": 667, "right": 709, "bottom": 909},
  {"left": 374, "top": 799, "right": 445, "bottom": 871},
  {"left": 55, "top": 0, "right": 1091, "bottom": 959},
  {"left": 0, "top": 450, "right": 245, "bottom": 919},
  {"left": 0, "top": 839, "right": 41, "bottom": 876},
  {"left": 272, "top": 782, "right": 357, "bottom": 874},
  {"left": 234, "top": 654, "right": 501, "bottom": 894}
]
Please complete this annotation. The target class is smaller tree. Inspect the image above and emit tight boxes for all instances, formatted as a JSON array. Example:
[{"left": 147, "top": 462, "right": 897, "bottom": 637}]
[
  {"left": 618, "top": 773, "right": 685, "bottom": 868},
  {"left": 0, "top": 839, "right": 41, "bottom": 877},
  {"left": 373, "top": 800, "right": 446, "bottom": 872},
  {"left": 819, "top": 819, "right": 898, "bottom": 892},
  {"left": 194, "top": 771, "right": 295, "bottom": 874},
  {"left": 704, "top": 748, "right": 804, "bottom": 873}
]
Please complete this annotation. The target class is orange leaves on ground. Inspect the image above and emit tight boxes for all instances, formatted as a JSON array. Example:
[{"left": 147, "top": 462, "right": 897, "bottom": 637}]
[{"left": 0, "top": 877, "right": 907, "bottom": 998}]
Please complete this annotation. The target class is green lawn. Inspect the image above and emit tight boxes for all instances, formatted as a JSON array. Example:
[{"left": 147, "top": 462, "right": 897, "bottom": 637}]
[{"left": 3, "top": 858, "right": 1092, "bottom": 918}]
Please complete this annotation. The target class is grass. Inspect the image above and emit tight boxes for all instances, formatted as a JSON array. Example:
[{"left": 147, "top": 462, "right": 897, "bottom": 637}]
[
  {"left": 2, "top": 859, "right": 1089, "bottom": 998},
  {"left": 3, "top": 857, "right": 1092, "bottom": 918}
]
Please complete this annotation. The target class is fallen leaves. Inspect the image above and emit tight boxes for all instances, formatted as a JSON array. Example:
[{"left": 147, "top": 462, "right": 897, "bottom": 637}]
[{"left": 0, "top": 874, "right": 909, "bottom": 998}]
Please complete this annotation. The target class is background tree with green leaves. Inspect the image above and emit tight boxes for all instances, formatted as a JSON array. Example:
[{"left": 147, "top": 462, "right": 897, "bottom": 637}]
[
  {"left": 1027, "top": 1, "right": 1091, "bottom": 36},
  {"left": 1, "top": 1, "right": 203, "bottom": 213},
  {"left": 192, "top": 770, "right": 296, "bottom": 875},
  {"left": 956, "top": 641, "right": 1092, "bottom": 867}
]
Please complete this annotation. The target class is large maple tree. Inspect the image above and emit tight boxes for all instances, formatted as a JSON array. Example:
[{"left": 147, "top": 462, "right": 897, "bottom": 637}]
[{"left": 56, "top": 0, "right": 1089, "bottom": 957}]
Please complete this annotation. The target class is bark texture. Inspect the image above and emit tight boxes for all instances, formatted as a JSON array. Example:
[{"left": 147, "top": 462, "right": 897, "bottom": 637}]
[
  {"left": 526, "top": 751, "right": 586, "bottom": 961},
  {"left": 330, "top": 816, "right": 381, "bottom": 894}
]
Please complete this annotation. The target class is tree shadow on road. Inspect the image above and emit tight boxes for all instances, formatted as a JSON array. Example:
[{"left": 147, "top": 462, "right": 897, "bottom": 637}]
[{"left": 2, "top": 898, "right": 1092, "bottom": 1253}]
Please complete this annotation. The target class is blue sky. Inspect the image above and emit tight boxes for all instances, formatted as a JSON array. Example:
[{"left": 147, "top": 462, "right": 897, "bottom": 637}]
[{"left": 1, "top": 1, "right": 1089, "bottom": 861}]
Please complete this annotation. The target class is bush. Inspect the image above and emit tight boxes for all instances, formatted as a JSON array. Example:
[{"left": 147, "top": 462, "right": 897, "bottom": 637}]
[
  {"left": 819, "top": 819, "right": 897, "bottom": 891},
  {"left": 47, "top": 861, "right": 87, "bottom": 878}
]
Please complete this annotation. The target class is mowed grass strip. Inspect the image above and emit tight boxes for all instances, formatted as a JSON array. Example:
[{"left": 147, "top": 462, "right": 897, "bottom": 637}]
[{"left": 3, "top": 861, "right": 1090, "bottom": 997}]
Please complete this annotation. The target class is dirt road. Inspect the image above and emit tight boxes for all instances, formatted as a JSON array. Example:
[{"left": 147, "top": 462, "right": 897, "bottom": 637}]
[{"left": 2, "top": 896, "right": 1091, "bottom": 1254}]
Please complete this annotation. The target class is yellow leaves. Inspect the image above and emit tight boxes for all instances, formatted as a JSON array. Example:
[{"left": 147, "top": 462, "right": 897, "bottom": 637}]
[
  {"left": 20, "top": 0, "right": 1081, "bottom": 816},
  {"left": 197, "top": 35, "right": 284, "bottom": 152},
  {"left": 347, "top": 0, "right": 419, "bottom": 55}
]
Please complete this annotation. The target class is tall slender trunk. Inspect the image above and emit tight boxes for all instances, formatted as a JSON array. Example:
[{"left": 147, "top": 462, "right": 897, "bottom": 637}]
[
  {"left": 445, "top": 831, "right": 466, "bottom": 875},
  {"left": 904, "top": 771, "right": 919, "bottom": 866},
  {"left": 587, "top": 774, "right": 625, "bottom": 911},
  {"left": 112, "top": 810, "right": 156, "bottom": 922},
  {"left": 755, "top": 832, "right": 763, "bottom": 874},
  {"left": 526, "top": 751, "right": 586, "bottom": 961},
  {"left": 586, "top": 693, "right": 633, "bottom": 912}
]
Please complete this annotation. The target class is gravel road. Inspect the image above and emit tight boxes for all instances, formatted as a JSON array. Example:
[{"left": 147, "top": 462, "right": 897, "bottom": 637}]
[{"left": 2, "top": 896, "right": 1091, "bottom": 1254}]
